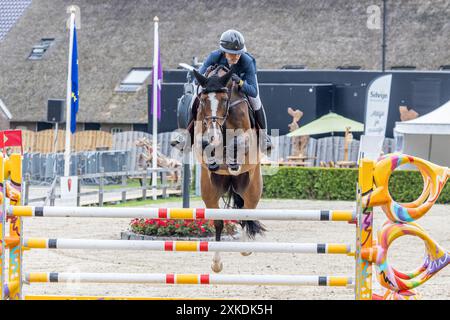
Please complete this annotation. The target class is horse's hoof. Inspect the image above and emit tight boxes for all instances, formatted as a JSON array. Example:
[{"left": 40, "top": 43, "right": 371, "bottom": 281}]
[
  {"left": 240, "top": 252, "right": 252, "bottom": 256},
  {"left": 228, "top": 165, "right": 241, "bottom": 175},
  {"left": 211, "top": 262, "right": 223, "bottom": 273},
  {"left": 208, "top": 162, "right": 220, "bottom": 171}
]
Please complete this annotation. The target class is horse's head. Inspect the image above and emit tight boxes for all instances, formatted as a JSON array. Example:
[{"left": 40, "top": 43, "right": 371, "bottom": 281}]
[
  {"left": 193, "top": 66, "right": 255, "bottom": 174},
  {"left": 193, "top": 67, "right": 233, "bottom": 148}
]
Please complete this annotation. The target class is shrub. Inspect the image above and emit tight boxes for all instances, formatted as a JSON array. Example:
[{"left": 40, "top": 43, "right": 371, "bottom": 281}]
[{"left": 262, "top": 167, "right": 450, "bottom": 204}]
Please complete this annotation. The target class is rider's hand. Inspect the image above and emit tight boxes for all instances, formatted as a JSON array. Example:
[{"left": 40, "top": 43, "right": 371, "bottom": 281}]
[{"left": 232, "top": 74, "right": 244, "bottom": 87}]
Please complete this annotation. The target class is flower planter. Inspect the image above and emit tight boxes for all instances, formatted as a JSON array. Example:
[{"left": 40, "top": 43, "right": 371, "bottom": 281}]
[{"left": 120, "top": 230, "right": 241, "bottom": 242}]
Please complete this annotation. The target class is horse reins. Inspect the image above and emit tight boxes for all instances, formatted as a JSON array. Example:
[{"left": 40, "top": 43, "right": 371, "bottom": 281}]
[{"left": 199, "top": 65, "right": 250, "bottom": 138}]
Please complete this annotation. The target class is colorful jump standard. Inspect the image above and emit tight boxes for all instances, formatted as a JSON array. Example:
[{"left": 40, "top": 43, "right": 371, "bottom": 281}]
[
  {"left": 1, "top": 152, "right": 449, "bottom": 300},
  {"left": 0, "top": 154, "right": 23, "bottom": 300}
]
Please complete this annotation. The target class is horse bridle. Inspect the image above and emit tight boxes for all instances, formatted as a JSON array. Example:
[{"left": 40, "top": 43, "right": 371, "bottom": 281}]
[
  {"left": 199, "top": 65, "right": 247, "bottom": 132},
  {"left": 199, "top": 87, "right": 231, "bottom": 131}
]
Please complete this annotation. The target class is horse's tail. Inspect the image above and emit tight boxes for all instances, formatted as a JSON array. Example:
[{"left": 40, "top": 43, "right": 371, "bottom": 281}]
[{"left": 229, "top": 188, "right": 266, "bottom": 239}]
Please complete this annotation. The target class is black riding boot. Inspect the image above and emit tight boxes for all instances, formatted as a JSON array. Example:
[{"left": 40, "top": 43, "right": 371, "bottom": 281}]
[{"left": 254, "top": 106, "right": 273, "bottom": 153}]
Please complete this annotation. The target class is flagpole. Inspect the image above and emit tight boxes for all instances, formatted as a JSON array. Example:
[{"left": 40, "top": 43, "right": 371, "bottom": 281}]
[
  {"left": 64, "top": 9, "right": 76, "bottom": 177},
  {"left": 152, "top": 16, "right": 159, "bottom": 200}
]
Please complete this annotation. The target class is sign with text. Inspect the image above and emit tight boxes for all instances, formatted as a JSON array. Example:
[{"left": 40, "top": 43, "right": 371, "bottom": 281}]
[{"left": 364, "top": 74, "right": 392, "bottom": 137}]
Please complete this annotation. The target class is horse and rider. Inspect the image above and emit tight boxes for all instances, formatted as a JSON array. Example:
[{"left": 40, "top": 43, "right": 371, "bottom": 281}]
[
  {"left": 173, "top": 29, "right": 272, "bottom": 272},
  {"left": 172, "top": 29, "right": 273, "bottom": 153}
]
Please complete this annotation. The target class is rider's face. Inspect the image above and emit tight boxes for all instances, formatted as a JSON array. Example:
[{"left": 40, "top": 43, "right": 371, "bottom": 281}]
[{"left": 225, "top": 53, "right": 241, "bottom": 65}]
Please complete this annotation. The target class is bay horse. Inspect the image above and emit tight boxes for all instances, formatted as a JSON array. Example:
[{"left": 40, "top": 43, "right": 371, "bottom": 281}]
[{"left": 192, "top": 66, "right": 266, "bottom": 273}]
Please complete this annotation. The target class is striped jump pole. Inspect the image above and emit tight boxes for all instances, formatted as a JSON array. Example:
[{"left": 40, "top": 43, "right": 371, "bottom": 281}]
[
  {"left": 9, "top": 206, "right": 355, "bottom": 222},
  {"left": 25, "top": 295, "right": 222, "bottom": 300},
  {"left": 25, "top": 273, "right": 353, "bottom": 287},
  {"left": 23, "top": 238, "right": 352, "bottom": 254}
]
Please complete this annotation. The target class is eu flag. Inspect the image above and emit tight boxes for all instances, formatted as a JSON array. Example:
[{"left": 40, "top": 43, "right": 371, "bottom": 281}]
[{"left": 70, "top": 26, "right": 79, "bottom": 134}]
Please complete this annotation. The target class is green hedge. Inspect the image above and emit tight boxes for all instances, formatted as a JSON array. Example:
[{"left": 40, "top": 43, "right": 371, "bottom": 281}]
[{"left": 262, "top": 167, "right": 450, "bottom": 204}]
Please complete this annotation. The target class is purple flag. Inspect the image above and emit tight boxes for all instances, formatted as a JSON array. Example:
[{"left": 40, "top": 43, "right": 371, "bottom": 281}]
[{"left": 151, "top": 26, "right": 162, "bottom": 121}]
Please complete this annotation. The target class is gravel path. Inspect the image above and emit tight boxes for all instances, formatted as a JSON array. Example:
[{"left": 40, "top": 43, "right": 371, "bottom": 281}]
[{"left": 22, "top": 199, "right": 449, "bottom": 300}]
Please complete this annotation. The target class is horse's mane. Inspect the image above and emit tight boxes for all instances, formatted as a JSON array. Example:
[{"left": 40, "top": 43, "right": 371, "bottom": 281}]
[{"left": 203, "top": 65, "right": 239, "bottom": 96}]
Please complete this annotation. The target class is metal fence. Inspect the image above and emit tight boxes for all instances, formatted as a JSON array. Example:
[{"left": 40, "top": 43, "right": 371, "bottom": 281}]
[
  {"left": 269, "top": 135, "right": 395, "bottom": 166},
  {"left": 23, "top": 150, "right": 130, "bottom": 184},
  {"left": 24, "top": 167, "right": 181, "bottom": 206},
  {"left": 22, "top": 132, "right": 396, "bottom": 183}
]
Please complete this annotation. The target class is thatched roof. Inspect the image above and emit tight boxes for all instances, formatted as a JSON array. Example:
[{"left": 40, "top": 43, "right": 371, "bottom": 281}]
[{"left": 0, "top": 0, "right": 449, "bottom": 124}]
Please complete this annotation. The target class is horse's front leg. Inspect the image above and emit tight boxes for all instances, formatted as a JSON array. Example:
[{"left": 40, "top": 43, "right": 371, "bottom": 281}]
[
  {"left": 212, "top": 220, "right": 224, "bottom": 273},
  {"left": 201, "top": 168, "right": 226, "bottom": 273}
]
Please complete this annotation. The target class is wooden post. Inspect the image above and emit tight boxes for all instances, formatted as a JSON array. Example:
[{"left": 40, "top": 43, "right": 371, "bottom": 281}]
[
  {"left": 77, "top": 168, "right": 81, "bottom": 207},
  {"left": 24, "top": 173, "right": 31, "bottom": 205},
  {"left": 121, "top": 165, "right": 127, "bottom": 203},
  {"left": 162, "top": 170, "right": 167, "bottom": 198},
  {"left": 344, "top": 127, "right": 351, "bottom": 161},
  {"left": 50, "top": 178, "right": 56, "bottom": 207},
  {"left": 142, "top": 169, "right": 149, "bottom": 200},
  {"left": 99, "top": 167, "right": 104, "bottom": 207}
]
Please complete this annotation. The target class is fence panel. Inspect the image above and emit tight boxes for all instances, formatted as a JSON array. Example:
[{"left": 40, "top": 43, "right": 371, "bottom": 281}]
[{"left": 21, "top": 132, "right": 397, "bottom": 182}]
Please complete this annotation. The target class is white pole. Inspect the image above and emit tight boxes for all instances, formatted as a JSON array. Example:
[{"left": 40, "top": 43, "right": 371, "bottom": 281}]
[
  {"left": 25, "top": 273, "right": 353, "bottom": 286},
  {"left": 152, "top": 16, "right": 159, "bottom": 200},
  {"left": 9, "top": 206, "right": 356, "bottom": 221},
  {"left": 23, "top": 238, "right": 351, "bottom": 254},
  {"left": 53, "top": 122, "right": 59, "bottom": 154},
  {"left": 64, "top": 10, "right": 76, "bottom": 177}
]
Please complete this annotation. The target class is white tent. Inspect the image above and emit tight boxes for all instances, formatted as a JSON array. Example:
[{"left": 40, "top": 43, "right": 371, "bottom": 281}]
[{"left": 394, "top": 100, "right": 450, "bottom": 167}]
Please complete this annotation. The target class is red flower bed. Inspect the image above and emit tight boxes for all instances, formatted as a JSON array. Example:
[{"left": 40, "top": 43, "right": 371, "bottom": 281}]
[{"left": 130, "top": 218, "right": 238, "bottom": 237}]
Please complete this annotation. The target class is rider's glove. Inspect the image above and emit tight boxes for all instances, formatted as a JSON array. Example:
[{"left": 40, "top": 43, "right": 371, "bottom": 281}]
[{"left": 232, "top": 74, "right": 244, "bottom": 88}]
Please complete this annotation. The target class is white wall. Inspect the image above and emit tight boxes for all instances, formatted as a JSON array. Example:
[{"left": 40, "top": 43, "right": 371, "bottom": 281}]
[
  {"left": 430, "top": 135, "right": 450, "bottom": 167},
  {"left": 403, "top": 133, "right": 450, "bottom": 167},
  {"left": 403, "top": 134, "right": 431, "bottom": 159}
]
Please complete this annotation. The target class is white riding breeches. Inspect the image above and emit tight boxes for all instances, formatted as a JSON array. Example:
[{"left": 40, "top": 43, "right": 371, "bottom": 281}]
[
  {"left": 248, "top": 75, "right": 262, "bottom": 110},
  {"left": 249, "top": 95, "right": 262, "bottom": 110}
]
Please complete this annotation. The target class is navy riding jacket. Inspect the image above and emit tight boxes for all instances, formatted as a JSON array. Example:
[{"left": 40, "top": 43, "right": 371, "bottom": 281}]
[{"left": 198, "top": 50, "right": 258, "bottom": 98}]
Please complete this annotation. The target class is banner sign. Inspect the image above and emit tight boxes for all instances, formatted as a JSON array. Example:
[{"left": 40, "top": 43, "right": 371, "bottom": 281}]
[{"left": 364, "top": 74, "right": 392, "bottom": 137}]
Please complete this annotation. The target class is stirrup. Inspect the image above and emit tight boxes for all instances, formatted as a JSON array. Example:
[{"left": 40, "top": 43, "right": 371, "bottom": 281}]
[
  {"left": 170, "top": 134, "right": 186, "bottom": 149},
  {"left": 259, "top": 132, "right": 273, "bottom": 155}
]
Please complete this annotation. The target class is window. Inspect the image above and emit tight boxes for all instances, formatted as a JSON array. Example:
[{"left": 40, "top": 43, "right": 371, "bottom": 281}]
[
  {"left": 116, "top": 68, "right": 152, "bottom": 92},
  {"left": 133, "top": 124, "right": 148, "bottom": 132},
  {"left": 28, "top": 38, "right": 54, "bottom": 60},
  {"left": 37, "top": 122, "right": 53, "bottom": 131},
  {"left": 84, "top": 123, "right": 101, "bottom": 131},
  {"left": 111, "top": 127, "right": 122, "bottom": 134}
]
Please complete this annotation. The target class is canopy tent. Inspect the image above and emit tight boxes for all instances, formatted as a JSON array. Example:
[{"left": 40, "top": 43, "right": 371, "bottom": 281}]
[
  {"left": 287, "top": 112, "right": 364, "bottom": 136},
  {"left": 395, "top": 100, "right": 450, "bottom": 135},
  {"left": 394, "top": 100, "right": 450, "bottom": 167}
]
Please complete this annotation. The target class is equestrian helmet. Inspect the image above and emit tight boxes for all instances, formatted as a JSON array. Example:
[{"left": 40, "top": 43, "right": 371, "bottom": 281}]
[{"left": 219, "top": 29, "right": 246, "bottom": 54}]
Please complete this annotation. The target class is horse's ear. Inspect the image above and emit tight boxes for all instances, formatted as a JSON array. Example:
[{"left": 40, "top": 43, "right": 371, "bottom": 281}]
[
  {"left": 219, "top": 69, "right": 233, "bottom": 87},
  {"left": 193, "top": 69, "right": 207, "bottom": 87}
]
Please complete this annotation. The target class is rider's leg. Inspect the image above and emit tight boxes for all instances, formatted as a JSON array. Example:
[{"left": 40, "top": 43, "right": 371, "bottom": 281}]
[
  {"left": 171, "top": 97, "right": 199, "bottom": 149},
  {"left": 170, "top": 124, "right": 193, "bottom": 149},
  {"left": 248, "top": 95, "right": 273, "bottom": 152}
]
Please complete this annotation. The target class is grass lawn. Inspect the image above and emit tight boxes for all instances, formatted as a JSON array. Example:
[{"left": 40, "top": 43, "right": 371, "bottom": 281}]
[{"left": 104, "top": 195, "right": 202, "bottom": 207}]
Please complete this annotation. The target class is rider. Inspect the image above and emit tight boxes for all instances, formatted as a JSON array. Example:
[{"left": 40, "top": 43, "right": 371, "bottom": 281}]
[{"left": 172, "top": 29, "right": 273, "bottom": 152}]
